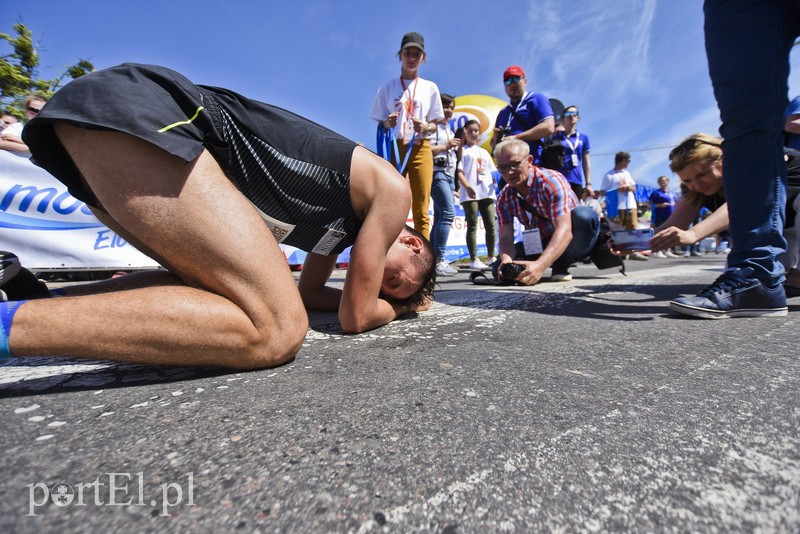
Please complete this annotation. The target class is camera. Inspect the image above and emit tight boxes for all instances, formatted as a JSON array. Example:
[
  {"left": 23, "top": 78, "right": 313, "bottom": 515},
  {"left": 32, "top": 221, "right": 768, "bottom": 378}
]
[
  {"left": 500, "top": 262, "right": 524, "bottom": 285},
  {"left": 433, "top": 155, "right": 447, "bottom": 166}
]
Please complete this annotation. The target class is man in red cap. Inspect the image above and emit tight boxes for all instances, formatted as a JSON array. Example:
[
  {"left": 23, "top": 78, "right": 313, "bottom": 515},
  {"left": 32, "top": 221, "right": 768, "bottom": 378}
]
[{"left": 491, "top": 65, "right": 555, "bottom": 167}]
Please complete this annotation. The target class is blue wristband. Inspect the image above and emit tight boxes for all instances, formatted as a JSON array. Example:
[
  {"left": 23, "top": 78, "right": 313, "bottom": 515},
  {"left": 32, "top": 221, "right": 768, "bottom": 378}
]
[{"left": 1, "top": 300, "right": 27, "bottom": 358}]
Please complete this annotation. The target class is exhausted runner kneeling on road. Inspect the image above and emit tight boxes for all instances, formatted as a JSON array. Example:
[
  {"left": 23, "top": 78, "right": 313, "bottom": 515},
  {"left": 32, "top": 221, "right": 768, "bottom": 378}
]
[{"left": 0, "top": 63, "right": 436, "bottom": 369}]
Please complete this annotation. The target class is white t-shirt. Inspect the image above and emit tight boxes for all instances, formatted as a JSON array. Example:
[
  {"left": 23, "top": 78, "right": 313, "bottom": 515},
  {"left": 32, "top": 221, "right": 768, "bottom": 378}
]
[
  {"left": 432, "top": 123, "right": 458, "bottom": 176},
  {"left": 1, "top": 121, "right": 30, "bottom": 158},
  {"left": 459, "top": 144, "right": 497, "bottom": 203},
  {"left": 1, "top": 122, "right": 23, "bottom": 138},
  {"left": 601, "top": 168, "right": 637, "bottom": 210},
  {"left": 369, "top": 77, "right": 444, "bottom": 145}
]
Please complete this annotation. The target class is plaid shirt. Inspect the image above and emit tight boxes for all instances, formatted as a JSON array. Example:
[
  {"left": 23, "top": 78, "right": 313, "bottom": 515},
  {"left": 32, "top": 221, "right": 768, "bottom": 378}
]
[{"left": 496, "top": 166, "right": 578, "bottom": 241}]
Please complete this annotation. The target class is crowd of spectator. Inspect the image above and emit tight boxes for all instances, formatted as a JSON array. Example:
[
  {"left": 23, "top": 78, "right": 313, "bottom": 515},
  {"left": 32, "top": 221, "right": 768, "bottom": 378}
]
[{"left": 369, "top": 33, "right": 742, "bottom": 286}]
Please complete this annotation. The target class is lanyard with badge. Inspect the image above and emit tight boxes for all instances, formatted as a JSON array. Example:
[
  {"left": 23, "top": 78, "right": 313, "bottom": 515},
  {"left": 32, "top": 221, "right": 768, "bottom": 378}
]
[
  {"left": 564, "top": 132, "right": 581, "bottom": 167},
  {"left": 400, "top": 77, "right": 418, "bottom": 144},
  {"left": 505, "top": 92, "right": 530, "bottom": 130},
  {"left": 516, "top": 190, "right": 544, "bottom": 255}
]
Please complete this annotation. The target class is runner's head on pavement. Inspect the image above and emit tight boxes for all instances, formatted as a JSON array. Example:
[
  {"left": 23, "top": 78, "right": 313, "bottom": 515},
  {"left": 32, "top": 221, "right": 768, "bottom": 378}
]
[{"left": 380, "top": 224, "right": 436, "bottom": 307}]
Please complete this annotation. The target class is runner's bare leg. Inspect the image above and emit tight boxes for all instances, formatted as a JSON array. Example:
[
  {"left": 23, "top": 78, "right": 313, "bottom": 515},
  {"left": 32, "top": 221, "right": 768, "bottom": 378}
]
[{"left": 8, "top": 126, "right": 308, "bottom": 369}]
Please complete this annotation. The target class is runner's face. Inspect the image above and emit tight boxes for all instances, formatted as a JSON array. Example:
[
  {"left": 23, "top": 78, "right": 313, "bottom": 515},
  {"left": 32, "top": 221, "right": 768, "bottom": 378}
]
[{"left": 381, "top": 234, "right": 424, "bottom": 300}]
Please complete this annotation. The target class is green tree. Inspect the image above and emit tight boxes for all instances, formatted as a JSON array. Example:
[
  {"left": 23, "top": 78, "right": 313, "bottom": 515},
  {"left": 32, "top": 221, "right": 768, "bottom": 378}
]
[{"left": 0, "top": 22, "right": 94, "bottom": 119}]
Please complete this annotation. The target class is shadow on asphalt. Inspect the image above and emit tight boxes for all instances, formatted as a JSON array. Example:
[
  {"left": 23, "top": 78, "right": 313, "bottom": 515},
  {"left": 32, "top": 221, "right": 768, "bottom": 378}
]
[
  {"left": 432, "top": 281, "right": 800, "bottom": 322},
  {"left": 0, "top": 359, "right": 239, "bottom": 398}
]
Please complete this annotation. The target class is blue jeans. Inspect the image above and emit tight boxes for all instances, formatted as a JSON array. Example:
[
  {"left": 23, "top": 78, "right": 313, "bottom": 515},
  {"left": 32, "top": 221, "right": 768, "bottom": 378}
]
[
  {"left": 512, "top": 206, "right": 600, "bottom": 273},
  {"left": 430, "top": 170, "right": 455, "bottom": 260},
  {"left": 704, "top": 0, "right": 800, "bottom": 284}
]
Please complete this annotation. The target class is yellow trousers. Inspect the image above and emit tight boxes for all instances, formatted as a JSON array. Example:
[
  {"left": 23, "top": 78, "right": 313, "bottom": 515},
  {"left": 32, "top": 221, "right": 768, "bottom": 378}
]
[
  {"left": 618, "top": 208, "right": 639, "bottom": 230},
  {"left": 393, "top": 139, "right": 433, "bottom": 239}
]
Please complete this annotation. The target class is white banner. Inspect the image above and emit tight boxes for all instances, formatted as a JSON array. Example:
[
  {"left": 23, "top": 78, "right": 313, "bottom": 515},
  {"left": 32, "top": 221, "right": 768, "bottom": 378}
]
[{"left": 0, "top": 150, "right": 160, "bottom": 270}]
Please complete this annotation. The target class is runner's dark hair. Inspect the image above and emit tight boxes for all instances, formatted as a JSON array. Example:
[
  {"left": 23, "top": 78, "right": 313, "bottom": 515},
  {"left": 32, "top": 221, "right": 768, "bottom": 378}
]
[{"left": 399, "top": 224, "right": 436, "bottom": 308}]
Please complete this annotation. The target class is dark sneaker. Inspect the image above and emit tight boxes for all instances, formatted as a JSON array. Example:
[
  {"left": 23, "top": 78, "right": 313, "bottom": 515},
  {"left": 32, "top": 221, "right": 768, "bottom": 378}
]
[
  {"left": 1, "top": 251, "right": 22, "bottom": 286},
  {"left": 0, "top": 253, "right": 50, "bottom": 301},
  {"left": 669, "top": 268, "right": 788, "bottom": 319}
]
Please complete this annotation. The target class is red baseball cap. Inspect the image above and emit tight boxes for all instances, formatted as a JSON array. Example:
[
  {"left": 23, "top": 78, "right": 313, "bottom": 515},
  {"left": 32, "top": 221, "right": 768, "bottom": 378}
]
[{"left": 503, "top": 65, "right": 526, "bottom": 81}]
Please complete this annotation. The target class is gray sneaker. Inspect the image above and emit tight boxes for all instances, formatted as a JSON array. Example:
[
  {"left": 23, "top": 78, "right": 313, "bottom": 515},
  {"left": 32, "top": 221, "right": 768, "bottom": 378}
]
[{"left": 436, "top": 260, "right": 459, "bottom": 277}]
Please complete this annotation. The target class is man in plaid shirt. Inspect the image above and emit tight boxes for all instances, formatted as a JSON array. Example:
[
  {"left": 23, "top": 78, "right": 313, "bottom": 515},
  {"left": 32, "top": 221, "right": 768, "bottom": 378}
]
[{"left": 494, "top": 138, "right": 600, "bottom": 284}]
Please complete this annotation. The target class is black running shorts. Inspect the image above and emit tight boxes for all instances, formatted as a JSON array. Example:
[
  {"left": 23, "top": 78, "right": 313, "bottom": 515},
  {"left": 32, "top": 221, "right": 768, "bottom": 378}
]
[{"left": 24, "top": 63, "right": 361, "bottom": 255}]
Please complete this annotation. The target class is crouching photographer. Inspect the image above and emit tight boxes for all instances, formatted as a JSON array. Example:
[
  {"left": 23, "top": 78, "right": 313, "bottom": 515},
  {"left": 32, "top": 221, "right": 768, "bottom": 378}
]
[{"left": 493, "top": 138, "right": 600, "bottom": 285}]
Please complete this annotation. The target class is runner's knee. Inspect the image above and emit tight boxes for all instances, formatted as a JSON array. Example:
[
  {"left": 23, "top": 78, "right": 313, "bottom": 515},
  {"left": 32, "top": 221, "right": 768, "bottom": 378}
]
[{"left": 238, "top": 306, "right": 308, "bottom": 370}]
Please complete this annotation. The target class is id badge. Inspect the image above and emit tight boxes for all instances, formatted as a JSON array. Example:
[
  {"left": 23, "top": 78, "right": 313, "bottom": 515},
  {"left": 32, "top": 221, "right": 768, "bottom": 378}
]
[
  {"left": 522, "top": 228, "right": 543, "bottom": 255},
  {"left": 571, "top": 154, "right": 580, "bottom": 167},
  {"left": 404, "top": 120, "right": 415, "bottom": 143}
]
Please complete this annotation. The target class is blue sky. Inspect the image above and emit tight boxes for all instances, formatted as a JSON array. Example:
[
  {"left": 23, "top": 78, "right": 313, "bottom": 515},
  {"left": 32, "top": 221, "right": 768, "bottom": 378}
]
[{"left": 3, "top": 0, "right": 800, "bottom": 187}]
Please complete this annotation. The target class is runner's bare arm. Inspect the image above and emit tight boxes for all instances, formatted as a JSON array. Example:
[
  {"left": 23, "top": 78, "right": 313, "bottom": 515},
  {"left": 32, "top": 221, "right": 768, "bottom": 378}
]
[
  {"left": 298, "top": 253, "right": 340, "bottom": 312},
  {"left": 338, "top": 148, "right": 414, "bottom": 333}
]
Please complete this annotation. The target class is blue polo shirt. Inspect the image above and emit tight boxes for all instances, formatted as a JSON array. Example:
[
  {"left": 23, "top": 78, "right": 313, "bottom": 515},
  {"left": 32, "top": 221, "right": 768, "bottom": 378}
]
[
  {"left": 552, "top": 130, "right": 591, "bottom": 186},
  {"left": 495, "top": 92, "right": 553, "bottom": 164}
]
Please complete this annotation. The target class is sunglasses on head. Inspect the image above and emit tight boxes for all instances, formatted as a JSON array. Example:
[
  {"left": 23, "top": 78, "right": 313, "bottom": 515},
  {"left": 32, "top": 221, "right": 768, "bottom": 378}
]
[
  {"left": 504, "top": 76, "right": 523, "bottom": 86},
  {"left": 668, "top": 137, "right": 722, "bottom": 161}
]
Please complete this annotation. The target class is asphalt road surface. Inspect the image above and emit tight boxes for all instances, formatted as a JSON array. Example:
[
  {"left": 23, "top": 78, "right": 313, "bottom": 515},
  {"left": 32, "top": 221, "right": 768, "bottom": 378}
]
[{"left": 1, "top": 254, "right": 798, "bottom": 532}]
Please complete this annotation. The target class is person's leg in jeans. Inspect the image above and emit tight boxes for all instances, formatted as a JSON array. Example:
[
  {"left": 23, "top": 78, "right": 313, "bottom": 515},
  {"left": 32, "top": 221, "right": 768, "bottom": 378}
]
[
  {"left": 430, "top": 170, "right": 455, "bottom": 262},
  {"left": 551, "top": 206, "right": 600, "bottom": 275},
  {"left": 670, "top": 0, "right": 796, "bottom": 318},
  {"left": 477, "top": 198, "right": 497, "bottom": 260},
  {"left": 705, "top": 0, "right": 796, "bottom": 281}
]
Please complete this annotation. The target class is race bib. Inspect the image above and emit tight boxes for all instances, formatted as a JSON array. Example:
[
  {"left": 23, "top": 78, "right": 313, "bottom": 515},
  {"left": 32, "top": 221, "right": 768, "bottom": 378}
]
[
  {"left": 522, "top": 228, "right": 543, "bottom": 255},
  {"left": 312, "top": 228, "right": 347, "bottom": 255},
  {"left": 250, "top": 202, "right": 295, "bottom": 243}
]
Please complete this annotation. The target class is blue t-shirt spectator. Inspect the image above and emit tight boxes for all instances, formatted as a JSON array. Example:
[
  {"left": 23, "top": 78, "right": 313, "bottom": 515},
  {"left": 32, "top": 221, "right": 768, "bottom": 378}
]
[
  {"left": 649, "top": 188, "right": 677, "bottom": 227},
  {"left": 495, "top": 92, "right": 553, "bottom": 164}
]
